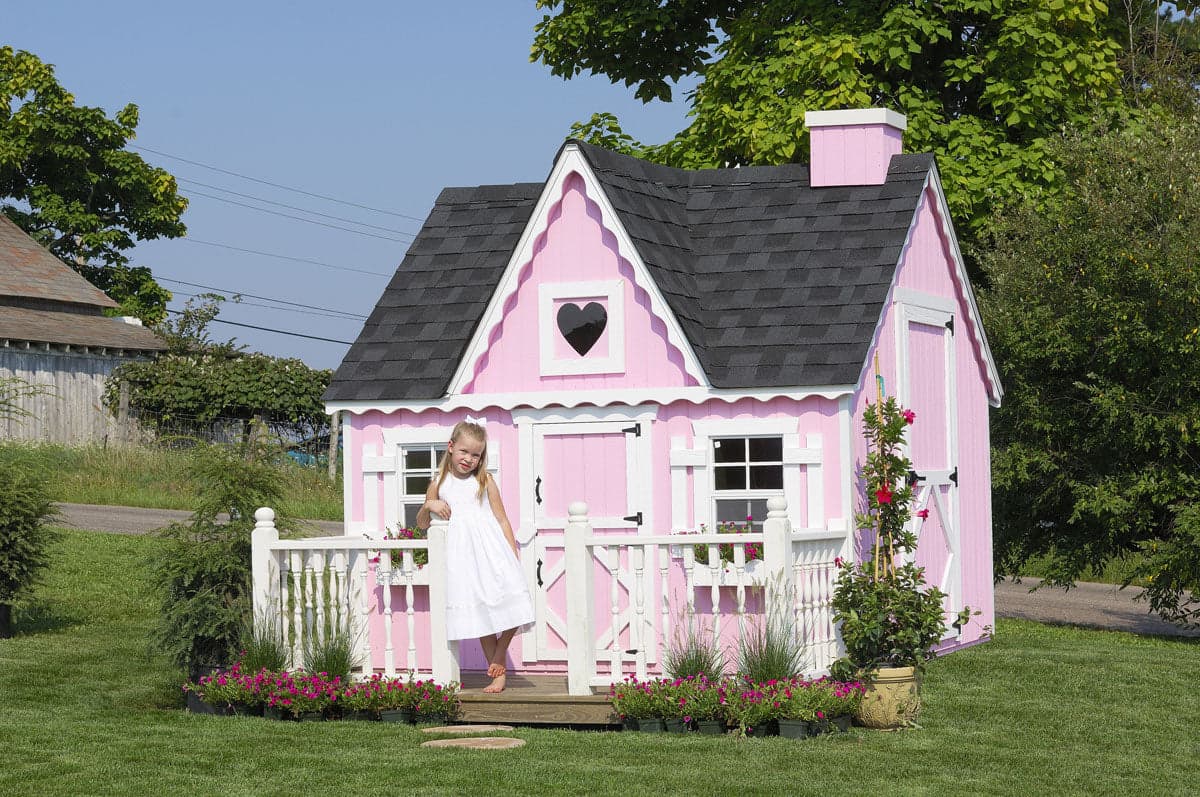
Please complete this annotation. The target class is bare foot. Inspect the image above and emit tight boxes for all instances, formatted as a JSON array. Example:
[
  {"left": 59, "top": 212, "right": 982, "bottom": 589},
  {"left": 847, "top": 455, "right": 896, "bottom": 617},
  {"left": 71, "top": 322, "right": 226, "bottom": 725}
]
[
  {"left": 482, "top": 673, "right": 506, "bottom": 694},
  {"left": 486, "top": 662, "right": 506, "bottom": 678}
]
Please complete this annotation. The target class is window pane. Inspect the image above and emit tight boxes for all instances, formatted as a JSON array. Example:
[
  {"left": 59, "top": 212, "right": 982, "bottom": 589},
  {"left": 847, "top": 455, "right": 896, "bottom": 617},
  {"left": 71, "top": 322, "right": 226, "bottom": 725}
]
[
  {"left": 715, "top": 499, "right": 750, "bottom": 526},
  {"left": 749, "top": 465, "right": 783, "bottom": 490},
  {"left": 405, "top": 475, "right": 429, "bottom": 495},
  {"left": 714, "top": 466, "right": 746, "bottom": 491},
  {"left": 405, "top": 449, "right": 432, "bottom": 469},
  {"left": 748, "top": 437, "right": 782, "bottom": 462},
  {"left": 402, "top": 503, "right": 422, "bottom": 528},
  {"left": 712, "top": 438, "right": 745, "bottom": 463}
]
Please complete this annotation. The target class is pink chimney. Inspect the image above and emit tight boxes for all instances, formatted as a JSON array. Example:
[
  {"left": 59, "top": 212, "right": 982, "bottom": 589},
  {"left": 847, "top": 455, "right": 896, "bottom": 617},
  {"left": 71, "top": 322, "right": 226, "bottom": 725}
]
[{"left": 804, "top": 108, "right": 907, "bottom": 187}]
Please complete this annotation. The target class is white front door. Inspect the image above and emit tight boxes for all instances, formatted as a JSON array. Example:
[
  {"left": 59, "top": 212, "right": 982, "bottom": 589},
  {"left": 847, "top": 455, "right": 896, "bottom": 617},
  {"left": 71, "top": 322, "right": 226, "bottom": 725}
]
[{"left": 517, "top": 417, "right": 653, "bottom": 662}]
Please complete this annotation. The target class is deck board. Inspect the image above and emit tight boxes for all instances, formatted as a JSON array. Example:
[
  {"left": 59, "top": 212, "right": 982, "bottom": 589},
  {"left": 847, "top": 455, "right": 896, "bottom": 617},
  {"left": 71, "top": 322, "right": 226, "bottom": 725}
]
[{"left": 455, "top": 673, "right": 615, "bottom": 725}]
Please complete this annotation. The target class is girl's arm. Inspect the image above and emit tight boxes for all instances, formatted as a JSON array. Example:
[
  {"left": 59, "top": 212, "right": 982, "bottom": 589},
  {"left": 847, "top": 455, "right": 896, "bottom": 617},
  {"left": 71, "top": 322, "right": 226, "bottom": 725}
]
[
  {"left": 485, "top": 474, "right": 520, "bottom": 558},
  {"left": 416, "top": 480, "right": 450, "bottom": 529}
]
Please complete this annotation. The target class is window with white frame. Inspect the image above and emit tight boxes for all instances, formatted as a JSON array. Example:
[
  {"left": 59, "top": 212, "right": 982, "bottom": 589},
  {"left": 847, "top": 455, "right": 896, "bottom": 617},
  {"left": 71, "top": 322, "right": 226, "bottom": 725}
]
[
  {"left": 398, "top": 443, "right": 447, "bottom": 527},
  {"left": 711, "top": 436, "right": 784, "bottom": 529}
]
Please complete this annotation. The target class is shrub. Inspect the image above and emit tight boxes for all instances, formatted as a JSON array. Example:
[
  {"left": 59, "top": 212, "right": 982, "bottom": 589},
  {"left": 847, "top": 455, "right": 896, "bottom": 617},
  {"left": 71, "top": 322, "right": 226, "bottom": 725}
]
[
  {"left": 663, "top": 620, "right": 724, "bottom": 680},
  {"left": 0, "top": 461, "right": 59, "bottom": 637},
  {"left": 301, "top": 625, "right": 363, "bottom": 681},
  {"left": 735, "top": 608, "right": 803, "bottom": 684},
  {"left": 239, "top": 615, "right": 291, "bottom": 673}
]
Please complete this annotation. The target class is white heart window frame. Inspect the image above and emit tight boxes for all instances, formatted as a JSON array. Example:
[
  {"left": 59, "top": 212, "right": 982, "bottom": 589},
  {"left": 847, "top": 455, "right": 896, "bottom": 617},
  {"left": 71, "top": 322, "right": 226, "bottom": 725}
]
[{"left": 537, "top": 280, "right": 626, "bottom": 376}]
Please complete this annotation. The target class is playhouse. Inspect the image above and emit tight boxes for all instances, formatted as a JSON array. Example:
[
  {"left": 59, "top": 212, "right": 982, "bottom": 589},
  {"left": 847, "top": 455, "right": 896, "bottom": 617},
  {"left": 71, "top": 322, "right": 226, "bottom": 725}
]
[{"left": 321, "top": 108, "right": 1002, "bottom": 678}]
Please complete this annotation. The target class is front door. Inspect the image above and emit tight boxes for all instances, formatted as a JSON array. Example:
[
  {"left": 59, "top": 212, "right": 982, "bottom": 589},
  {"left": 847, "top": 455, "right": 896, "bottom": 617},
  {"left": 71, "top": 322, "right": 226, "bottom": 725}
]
[
  {"left": 900, "top": 305, "right": 962, "bottom": 639},
  {"left": 521, "top": 418, "right": 652, "bottom": 662}
]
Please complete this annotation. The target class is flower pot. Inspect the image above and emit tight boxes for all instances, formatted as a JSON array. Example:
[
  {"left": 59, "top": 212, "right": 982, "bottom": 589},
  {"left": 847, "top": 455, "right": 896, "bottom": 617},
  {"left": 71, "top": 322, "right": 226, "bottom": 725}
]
[
  {"left": 694, "top": 719, "right": 725, "bottom": 735},
  {"left": 856, "top": 666, "right": 921, "bottom": 729},
  {"left": 379, "top": 708, "right": 415, "bottom": 724},
  {"left": 745, "top": 720, "right": 778, "bottom": 737},
  {"left": 635, "top": 718, "right": 666, "bottom": 733},
  {"left": 418, "top": 711, "right": 449, "bottom": 725},
  {"left": 777, "top": 719, "right": 810, "bottom": 739},
  {"left": 297, "top": 711, "right": 324, "bottom": 722},
  {"left": 185, "top": 691, "right": 219, "bottom": 715},
  {"left": 620, "top": 717, "right": 639, "bottom": 731},
  {"left": 664, "top": 718, "right": 689, "bottom": 733},
  {"left": 264, "top": 705, "right": 291, "bottom": 721},
  {"left": 831, "top": 715, "right": 853, "bottom": 733},
  {"left": 344, "top": 710, "right": 377, "bottom": 721}
]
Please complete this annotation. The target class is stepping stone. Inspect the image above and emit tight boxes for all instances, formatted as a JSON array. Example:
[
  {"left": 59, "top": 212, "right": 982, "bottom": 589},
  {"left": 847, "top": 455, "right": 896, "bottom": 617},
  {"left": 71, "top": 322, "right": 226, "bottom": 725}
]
[
  {"left": 422, "top": 737, "right": 525, "bottom": 750},
  {"left": 422, "top": 724, "right": 514, "bottom": 735}
]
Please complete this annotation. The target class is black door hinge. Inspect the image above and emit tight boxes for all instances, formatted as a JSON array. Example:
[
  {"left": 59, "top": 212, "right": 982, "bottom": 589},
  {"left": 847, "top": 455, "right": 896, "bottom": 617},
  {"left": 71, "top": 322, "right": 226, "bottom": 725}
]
[
  {"left": 945, "top": 317, "right": 955, "bottom": 335},
  {"left": 949, "top": 467, "right": 958, "bottom": 486},
  {"left": 623, "top": 512, "right": 643, "bottom": 525},
  {"left": 622, "top": 423, "right": 641, "bottom": 437},
  {"left": 907, "top": 469, "right": 925, "bottom": 487}
]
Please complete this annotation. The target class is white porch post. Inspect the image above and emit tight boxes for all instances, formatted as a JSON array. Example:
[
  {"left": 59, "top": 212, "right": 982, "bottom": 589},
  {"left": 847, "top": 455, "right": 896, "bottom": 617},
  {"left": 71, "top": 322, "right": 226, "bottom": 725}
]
[
  {"left": 251, "top": 508, "right": 279, "bottom": 636},
  {"left": 761, "top": 497, "right": 795, "bottom": 635},
  {"left": 427, "top": 515, "right": 461, "bottom": 683},
  {"left": 565, "top": 501, "right": 595, "bottom": 696}
]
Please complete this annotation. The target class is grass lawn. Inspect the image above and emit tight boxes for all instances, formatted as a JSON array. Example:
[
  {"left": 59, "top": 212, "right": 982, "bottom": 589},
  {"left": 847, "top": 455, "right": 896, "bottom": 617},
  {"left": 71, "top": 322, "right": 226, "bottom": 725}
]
[
  {"left": 0, "top": 442, "right": 343, "bottom": 520},
  {"left": 2, "top": 530, "right": 1197, "bottom": 797}
]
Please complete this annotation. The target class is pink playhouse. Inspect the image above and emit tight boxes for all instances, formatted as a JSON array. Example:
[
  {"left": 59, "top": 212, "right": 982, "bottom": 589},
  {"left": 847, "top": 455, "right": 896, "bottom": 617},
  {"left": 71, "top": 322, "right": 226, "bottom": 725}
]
[{"left": 308, "top": 107, "right": 1001, "bottom": 688}]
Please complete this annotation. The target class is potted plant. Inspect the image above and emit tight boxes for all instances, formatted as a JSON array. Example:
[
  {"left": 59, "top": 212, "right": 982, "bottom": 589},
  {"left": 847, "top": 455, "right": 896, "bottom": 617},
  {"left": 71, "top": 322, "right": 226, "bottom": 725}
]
[
  {"left": 725, "top": 678, "right": 782, "bottom": 737},
  {"left": 609, "top": 677, "right": 666, "bottom": 732},
  {"left": 413, "top": 678, "right": 461, "bottom": 723},
  {"left": 831, "top": 397, "right": 974, "bottom": 728},
  {"left": 339, "top": 678, "right": 383, "bottom": 721},
  {"left": 776, "top": 679, "right": 816, "bottom": 739},
  {"left": 820, "top": 680, "right": 865, "bottom": 733},
  {"left": 677, "top": 675, "right": 727, "bottom": 734},
  {"left": 376, "top": 675, "right": 415, "bottom": 723}
]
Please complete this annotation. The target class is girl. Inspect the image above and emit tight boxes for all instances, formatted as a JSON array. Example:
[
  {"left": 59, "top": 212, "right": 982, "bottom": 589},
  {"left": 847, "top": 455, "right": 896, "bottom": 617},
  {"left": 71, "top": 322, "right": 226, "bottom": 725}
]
[{"left": 416, "top": 418, "right": 534, "bottom": 694}]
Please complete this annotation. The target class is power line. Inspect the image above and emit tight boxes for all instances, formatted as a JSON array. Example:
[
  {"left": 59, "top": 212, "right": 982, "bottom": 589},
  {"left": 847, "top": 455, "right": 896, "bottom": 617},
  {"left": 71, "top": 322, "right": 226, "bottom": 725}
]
[
  {"left": 168, "top": 310, "right": 355, "bottom": 344},
  {"left": 180, "top": 238, "right": 393, "bottom": 277},
  {"left": 131, "top": 143, "right": 428, "bottom": 223},
  {"left": 159, "top": 277, "right": 368, "bottom": 318},
  {"left": 184, "top": 188, "right": 413, "bottom": 243},
  {"left": 169, "top": 290, "right": 367, "bottom": 322},
  {"left": 178, "top": 178, "right": 419, "bottom": 237}
]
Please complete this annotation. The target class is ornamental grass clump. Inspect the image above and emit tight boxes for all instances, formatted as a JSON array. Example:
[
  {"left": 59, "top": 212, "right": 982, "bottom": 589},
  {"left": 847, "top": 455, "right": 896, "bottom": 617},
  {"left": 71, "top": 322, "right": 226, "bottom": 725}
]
[
  {"left": 663, "top": 619, "right": 725, "bottom": 680},
  {"left": 832, "top": 397, "right": 973, "bottom": 677}
]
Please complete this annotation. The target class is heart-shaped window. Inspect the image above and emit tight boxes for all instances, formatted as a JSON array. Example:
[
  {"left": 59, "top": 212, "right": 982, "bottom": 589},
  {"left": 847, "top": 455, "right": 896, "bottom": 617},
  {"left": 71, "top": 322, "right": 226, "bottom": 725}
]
[{"left": 556, "top": 301, "right": 607, "bottom": 355}]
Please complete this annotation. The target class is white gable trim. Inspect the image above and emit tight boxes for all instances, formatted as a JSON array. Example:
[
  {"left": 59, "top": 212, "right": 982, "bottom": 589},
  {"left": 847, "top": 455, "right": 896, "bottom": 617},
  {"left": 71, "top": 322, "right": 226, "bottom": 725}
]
[
  {"left": 444, "top": 143, "right": 709, "bottom": 394},
  {"left": 325, "top": 383, "right": 857, "bottom": 416}
]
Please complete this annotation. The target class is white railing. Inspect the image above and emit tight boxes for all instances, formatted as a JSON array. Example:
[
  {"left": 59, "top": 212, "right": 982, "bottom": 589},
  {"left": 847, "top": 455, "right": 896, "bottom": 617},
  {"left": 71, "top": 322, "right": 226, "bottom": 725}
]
[
  {"left": 249, "top": 508, "right": 459, "bottom": 683},
  {"left": 564, "top": 496, "right": 846, "bottom": 695}
]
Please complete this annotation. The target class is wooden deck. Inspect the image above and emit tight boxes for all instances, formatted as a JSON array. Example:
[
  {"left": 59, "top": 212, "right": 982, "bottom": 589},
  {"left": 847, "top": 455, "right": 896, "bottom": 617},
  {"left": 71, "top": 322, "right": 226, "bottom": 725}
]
[{"left": 455, "top": 673, "right": 615, "bottom": 726}]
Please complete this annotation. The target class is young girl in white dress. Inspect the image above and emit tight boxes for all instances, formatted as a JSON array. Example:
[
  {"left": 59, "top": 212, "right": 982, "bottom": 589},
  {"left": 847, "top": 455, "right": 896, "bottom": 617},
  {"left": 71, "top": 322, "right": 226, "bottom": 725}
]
[{"left": 416, "top": 418, "right": 534, "bottom": 693}]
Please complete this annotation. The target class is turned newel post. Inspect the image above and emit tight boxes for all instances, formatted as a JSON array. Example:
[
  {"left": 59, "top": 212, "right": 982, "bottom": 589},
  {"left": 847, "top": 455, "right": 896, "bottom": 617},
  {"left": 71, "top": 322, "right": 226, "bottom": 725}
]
[
  {"left": 427, "top": 514, "right": 461, "bottom": 683},
  {"left": 251, "top": 507, "right": 279, "bottom": 637},
  {"left": 762, "top": 496, "right": 795, "bottom": 635},
  {"left": 564, "top": 501, "right": 595, "bottom": 696}
]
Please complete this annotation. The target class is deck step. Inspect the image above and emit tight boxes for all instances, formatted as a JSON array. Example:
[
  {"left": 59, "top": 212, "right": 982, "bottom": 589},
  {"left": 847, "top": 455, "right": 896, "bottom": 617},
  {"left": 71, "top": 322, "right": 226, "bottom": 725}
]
[{"left": 455, "top": 673, "right": 614, "bottom": 726}]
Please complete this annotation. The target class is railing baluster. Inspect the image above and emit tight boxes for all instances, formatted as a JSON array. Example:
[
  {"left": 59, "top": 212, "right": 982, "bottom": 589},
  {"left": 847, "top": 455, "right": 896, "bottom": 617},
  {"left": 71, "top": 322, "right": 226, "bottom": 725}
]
[
  {"left": 708, "top": 544, "right": 721, "bottom": 643},
  {"left": 632, "top": 545, "right": 646, "bottom": 680},
  {"left": 658, "top": 544, "right": 670, "bottom": 668},
  {"left": 793, "top": 545, "right": 808, "bottom": 671},
  {"left": 354, "top": 549, "right": 371, "bottom": 675},
  {"left": 279, "top": 551, "right": 291, "bottom": 666},
  {"left": 380, "top": 551, "right": 395, "bottom": 677},
  {"left": 732, "top": 544, "right": 747, "bottom": 645},
  {"left": 290, "top": 550, "right": 304, "bottom": 666},
  {"left": 608, "top": 545, "right": 621, "bottom": 680},
  {"left": 402, "top": 549, "right": 417, "bottom": 673},
  {"left": 313, "top": 551, "right": 327, "bottom": 644},
  {"left": 682, "top": 546, "right": 696, "bottom": 634}
]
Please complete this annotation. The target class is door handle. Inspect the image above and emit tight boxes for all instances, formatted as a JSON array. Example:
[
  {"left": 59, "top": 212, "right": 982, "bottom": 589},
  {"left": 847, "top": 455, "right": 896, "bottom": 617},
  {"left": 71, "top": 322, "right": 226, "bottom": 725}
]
[
  {"left": 536, "top": 558, "right": 543, "bottom": 587},
  {"left": 535, "top": 476, "right": 542, "bottom": 505}
]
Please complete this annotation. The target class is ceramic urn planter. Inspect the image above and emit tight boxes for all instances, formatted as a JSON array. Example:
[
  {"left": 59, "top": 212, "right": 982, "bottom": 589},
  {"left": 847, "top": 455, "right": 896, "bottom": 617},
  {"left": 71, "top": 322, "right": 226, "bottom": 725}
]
[{"left": 855, "top": 666, "right": 921, "bottom": 729}]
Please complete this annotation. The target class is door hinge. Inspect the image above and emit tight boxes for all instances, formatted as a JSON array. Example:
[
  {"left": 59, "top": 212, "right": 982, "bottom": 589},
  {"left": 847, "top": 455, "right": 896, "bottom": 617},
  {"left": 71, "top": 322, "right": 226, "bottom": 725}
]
[
  {"left": 622, "top": 512, "right": 643, "bottom": 526},
  {"left": 907, "top": 469, "right": 925, "bottom": 487},
  {"left": 945, "top": 317, "right": 955, "bottom": 335},
  {"left": 622, "top": 423, "right": 641, "bottom": 437},
  {"left": 949, "top": 467, "right": 958, "bottom": 486}
]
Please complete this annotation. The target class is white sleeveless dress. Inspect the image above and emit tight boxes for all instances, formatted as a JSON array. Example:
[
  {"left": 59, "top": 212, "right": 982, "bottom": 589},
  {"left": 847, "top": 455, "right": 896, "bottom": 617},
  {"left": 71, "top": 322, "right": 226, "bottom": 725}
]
[{"left": 438, "top": 473, "right": 535, "bottom": 641}]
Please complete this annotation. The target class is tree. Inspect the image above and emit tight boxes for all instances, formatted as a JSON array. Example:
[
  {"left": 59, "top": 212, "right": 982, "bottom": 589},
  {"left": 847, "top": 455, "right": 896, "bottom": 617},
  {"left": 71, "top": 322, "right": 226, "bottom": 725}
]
[
  {"left": 104, "top": 295, "right": 332, "bottom": 445},
  {"left": 535, "top": 1, "right": 1152, "bottom": 242},
  {"left": 0, "top": 46, "right": 186, "bottom": 323},
  {"left": 0, "top": 461, "right": 59, "bottom": 638},
  {"left": 979, "top": 112, "right": 1200, "bottom": 625}
]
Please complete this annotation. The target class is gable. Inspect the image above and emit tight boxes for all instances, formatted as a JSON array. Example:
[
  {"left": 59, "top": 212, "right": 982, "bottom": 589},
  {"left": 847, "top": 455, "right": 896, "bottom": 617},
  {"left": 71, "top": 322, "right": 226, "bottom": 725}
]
[{"left": 325, "top": 144, "right": 949, "bottom": 406}]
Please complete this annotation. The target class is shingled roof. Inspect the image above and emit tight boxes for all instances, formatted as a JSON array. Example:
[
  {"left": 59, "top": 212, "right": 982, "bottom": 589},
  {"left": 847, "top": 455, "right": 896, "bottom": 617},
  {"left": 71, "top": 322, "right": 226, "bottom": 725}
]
[
  {"left": 0, "top": 213, "right": 165, "bottom": 351},
  {"left": 325, "top": 143, "right": 935, "bottom": 403}
]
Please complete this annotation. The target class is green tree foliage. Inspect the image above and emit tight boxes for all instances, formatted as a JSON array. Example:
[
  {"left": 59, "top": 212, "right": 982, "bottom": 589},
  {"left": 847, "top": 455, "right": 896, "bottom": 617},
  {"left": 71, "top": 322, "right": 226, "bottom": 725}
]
[
  {"left": 0, "top": 461, "right": 59, "bottom": 638},
  {"left": 0, "top": 46, "right": 186, "bottom": 323},
  {"left": 980, "top": 112, "right": 1200, "bottom": 624},
  {"left": 150, "top": 439, "right": 301, "bottom": 676},
  {"left": 534, "top": 1, "right": 1169, "bottom": 241},
  {"left": 103, "top": 296, "right": 332, "bottom": 442}
]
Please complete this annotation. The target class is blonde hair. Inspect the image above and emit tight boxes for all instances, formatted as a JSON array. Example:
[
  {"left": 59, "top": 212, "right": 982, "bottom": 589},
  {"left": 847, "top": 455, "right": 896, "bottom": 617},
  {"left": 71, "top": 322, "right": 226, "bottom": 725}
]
[{"left": 435, "top": 420, "right": 489, "bottom": 500}]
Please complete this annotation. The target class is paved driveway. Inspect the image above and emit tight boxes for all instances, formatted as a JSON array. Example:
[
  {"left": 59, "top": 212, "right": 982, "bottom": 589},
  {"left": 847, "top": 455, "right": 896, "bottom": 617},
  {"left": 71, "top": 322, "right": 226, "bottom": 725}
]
[{"left": 56, "top": 503, "right": 1199, "bottom": 638}]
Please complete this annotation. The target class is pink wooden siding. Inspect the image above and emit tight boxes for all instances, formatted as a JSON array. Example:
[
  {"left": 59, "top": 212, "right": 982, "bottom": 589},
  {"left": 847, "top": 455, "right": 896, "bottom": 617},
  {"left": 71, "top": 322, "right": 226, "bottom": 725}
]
[{"left": 463, "top": 172, "right": 695, "bottom": 393}]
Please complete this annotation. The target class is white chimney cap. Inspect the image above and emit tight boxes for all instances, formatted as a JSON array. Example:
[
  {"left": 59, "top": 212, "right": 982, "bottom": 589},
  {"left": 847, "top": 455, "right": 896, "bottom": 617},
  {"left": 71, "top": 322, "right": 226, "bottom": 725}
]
[{"left": 805, "top": 108, "right": 907, "bottom": 131}]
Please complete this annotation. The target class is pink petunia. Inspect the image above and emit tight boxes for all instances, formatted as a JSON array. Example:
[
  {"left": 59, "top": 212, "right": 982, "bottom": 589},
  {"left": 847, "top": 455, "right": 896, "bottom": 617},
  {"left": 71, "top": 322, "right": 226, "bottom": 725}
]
[
  {"left": 875, "top": 486, "right": 894, "bottom": 505},
  {"left": 916, "top": 509, "right": 930, "bottom": 519},
  {"left": 902, "top": 409, "right": 915, "bottom": 424}
]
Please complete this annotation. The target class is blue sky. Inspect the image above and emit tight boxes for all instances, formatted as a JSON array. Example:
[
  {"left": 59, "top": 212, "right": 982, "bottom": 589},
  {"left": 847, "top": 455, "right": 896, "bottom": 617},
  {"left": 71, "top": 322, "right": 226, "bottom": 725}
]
[{"left": 6, "top": 1, "right": 694, "bottom": 370}]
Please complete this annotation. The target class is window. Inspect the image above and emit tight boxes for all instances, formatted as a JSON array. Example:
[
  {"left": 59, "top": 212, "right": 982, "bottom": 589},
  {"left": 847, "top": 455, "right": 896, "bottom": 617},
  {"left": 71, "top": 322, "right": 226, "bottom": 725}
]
[
  {"left": 398, "top": 444, "right": 447, "bottom": 527},
  {"left": 711, "top": 436, "right": 784, "bottom": 529}
]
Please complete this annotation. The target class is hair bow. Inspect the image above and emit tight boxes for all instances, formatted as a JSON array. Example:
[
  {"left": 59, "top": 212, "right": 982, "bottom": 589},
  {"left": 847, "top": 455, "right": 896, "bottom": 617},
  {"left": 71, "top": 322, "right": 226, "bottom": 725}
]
[{"left": 464, "top": 414, "right": 487, "bottom": 427}]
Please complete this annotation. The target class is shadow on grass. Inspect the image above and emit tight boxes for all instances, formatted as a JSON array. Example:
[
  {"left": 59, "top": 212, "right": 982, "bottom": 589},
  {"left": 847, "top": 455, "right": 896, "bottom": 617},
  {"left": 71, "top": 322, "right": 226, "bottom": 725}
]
[{"left": 11, "top": 599, "right": 85, "bottom": 636}]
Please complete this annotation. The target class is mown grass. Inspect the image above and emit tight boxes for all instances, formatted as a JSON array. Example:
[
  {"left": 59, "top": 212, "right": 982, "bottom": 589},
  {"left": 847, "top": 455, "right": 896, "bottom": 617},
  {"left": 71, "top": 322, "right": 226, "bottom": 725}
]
[
  {"left": 1, "top": 530, "right": 1197, "bottom": 796},
  {"left": 0, "top": 442, "right": 342, "bottom": 520}
]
